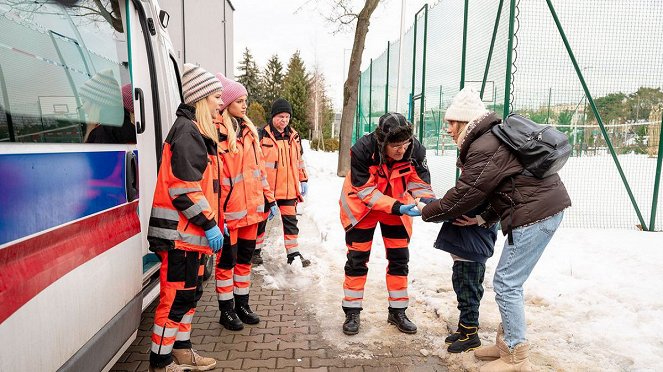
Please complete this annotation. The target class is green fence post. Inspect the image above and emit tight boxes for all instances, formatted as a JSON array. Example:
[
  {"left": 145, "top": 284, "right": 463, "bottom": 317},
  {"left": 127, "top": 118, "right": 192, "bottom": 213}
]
[
  {"left": 419, "top": 4, "right": 428, "bottom": 143},
  {"left": 545, "top": 0, "right": 648, "bottom": 230},
  {"left": 503, "top": 0, "right": 516, "bottom": 118},
  {"left": 460, "top": 0, "right": 468, "bottom": 89},
  {"left": 385, "top": 41, "right": 390, "bottom": 114},
  {"left": 481, "top": 0, "right": 504, "bottom": 99},
  {"left": 546, "top": 87, "right": 552, "bottom": 124},
  {"left": 355, "top": 74, "right": 361, "bottom": 142},
  {"left": 369, "top": 58, "right": 373, "bottom": 134},
  {"left": 650, "top": 117, "right": 663, "bottom": 231}
]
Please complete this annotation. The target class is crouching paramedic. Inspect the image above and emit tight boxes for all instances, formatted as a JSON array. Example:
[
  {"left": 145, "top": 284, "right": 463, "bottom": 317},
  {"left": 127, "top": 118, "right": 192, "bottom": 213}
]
[
  {"left": 339, "top": 112, "right": 435, "bottom": 335},
  {"left": 254, "top": 98, "right": 311, "bottom": 267},
  {"left": 147, "top": 63, "right": 224, "bottom": 372}
]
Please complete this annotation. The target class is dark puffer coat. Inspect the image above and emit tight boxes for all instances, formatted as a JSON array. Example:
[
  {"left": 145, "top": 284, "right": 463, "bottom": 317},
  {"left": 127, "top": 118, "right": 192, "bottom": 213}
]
[{"left": 421, "top": 111, "right": 571, "bottom": 234}]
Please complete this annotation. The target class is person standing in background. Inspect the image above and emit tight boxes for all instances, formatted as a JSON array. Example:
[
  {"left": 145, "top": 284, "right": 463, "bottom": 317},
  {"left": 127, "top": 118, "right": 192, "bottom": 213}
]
[{"left": 254, "top": 98, "right": 311, "bottom": 267}]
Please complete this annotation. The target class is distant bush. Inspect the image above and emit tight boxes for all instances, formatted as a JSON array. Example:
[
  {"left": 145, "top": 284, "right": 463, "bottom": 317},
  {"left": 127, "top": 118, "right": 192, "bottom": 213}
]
[{"left": 310, "top": 138, "right": 339, "bottom": 152}]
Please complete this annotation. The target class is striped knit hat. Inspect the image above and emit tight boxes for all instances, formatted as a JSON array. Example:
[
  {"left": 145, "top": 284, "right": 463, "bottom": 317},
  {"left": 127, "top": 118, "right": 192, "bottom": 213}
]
[
  {"left": 79, "top": 69, "right": 122, "bottom": 108},
  {"left": 182, "top": 63, "right": 223, "bottom": 105},
  {"left": 216, "top": 73, "right": 248, "bottom": 112}
]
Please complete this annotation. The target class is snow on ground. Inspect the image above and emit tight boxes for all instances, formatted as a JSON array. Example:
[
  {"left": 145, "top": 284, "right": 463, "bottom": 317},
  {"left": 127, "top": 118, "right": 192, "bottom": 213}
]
[{"left": 253, "top": 141, "right": 663, "bottom": 371}]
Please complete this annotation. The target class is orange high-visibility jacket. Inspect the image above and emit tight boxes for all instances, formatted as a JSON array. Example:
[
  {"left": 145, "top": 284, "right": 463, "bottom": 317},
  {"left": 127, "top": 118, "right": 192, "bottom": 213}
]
[
  {"left": 148, "top": 104, "right": 221, "bottom": 254},
  {"left": 339, "top": 133, "right": 435, "bottom": 237},
  {"left": 216, "top": 115, "right": 276, "bottom": 229},
  {"left": 258, "top": 124, "right": 308, "bottom": 201}
]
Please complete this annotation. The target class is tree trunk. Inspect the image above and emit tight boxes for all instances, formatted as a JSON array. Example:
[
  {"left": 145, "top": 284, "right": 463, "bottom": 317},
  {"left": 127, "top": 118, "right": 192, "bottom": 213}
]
[{"left": 336, "top": 0, "right": 381, "bottom": 177}]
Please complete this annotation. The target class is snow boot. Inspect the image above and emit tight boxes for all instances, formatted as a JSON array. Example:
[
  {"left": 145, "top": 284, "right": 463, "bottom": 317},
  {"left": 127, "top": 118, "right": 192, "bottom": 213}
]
[
  {"left": 218, "top": 299, "right": 244, "bottom": 331},
  {"left": 447, "top": 323, "right": 481, "bottom": 353},
  {"left": 445, "top": 322, "right": 462, "bottom": 344},
  {"left": 171, "top": 348, "right": 217, "bottom": 371},
  {"left": 234, "top": 294, "right": 260, "bottom": 324},
  {"left": 342, "top": 310, "right": 361, "bottom": 335},
  {"left": 251, "top": 249, "right": 263, "bottom": 265},
  {"left": 148, "top": 362, "right": 183, "bottom": 372},
  {"left": 387, "top": 308, "right": 417, "bottom": 334},
  {"left": 287, "top": 252, "right": 311, "bottom": 267},
  {"left": 474, "top": 323, "right": 503, "bottom": 361},
  {"left": 479, "top": 335, "right": 533, "bottom": 372}
]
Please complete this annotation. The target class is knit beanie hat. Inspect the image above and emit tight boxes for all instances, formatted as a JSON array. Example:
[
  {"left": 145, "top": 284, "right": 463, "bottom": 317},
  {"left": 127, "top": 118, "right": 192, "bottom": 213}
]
[
  {"left": 444, "top": 87, "right": 488, "bottom": 123},
  {"left": 181, "top": 63, "right": 223, "bottom": 106},
  {"left": 121, "top": 83, "right": 134, "bottom": 113},
  {"left": 216, "top": 73, "right": 248, "bottom": 112},
  {"left": 79, "top": 69, "right": 122, "bottom": 108},
  {"left": 375, "top": 112, "right": 413, "bottom": 146},
  {"left": 270, "top": 98, "right": 293, "bottom": 118}
]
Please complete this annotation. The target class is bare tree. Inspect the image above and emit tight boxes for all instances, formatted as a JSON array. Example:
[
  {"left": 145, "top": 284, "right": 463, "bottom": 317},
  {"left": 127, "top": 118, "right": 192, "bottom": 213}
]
[
  {"left": 4, "top": 0, "right": 123, "bottom": 32},
  {"left": 333, "top": 0, "right": 381, "bottom": 177}
]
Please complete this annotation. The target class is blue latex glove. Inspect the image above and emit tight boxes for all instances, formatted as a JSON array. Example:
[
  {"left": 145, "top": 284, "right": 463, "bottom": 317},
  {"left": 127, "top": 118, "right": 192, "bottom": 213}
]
[
  {"left": 204, "top": 225, "right": 223, "bottom": 253},
  {"left": 268, "top": 204, "right": 279, "bottom": 221},
  {"left": 300, "top": 181, "right": 308, "bottom": 196},
  {"left": 399, "top": 204, "right": 422, "bottom": 217}
]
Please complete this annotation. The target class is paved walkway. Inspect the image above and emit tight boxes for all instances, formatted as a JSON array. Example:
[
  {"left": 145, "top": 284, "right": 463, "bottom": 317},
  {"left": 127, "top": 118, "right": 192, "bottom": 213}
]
[{"left": 111, "top": 271, "right": 448, "bottom": 372}]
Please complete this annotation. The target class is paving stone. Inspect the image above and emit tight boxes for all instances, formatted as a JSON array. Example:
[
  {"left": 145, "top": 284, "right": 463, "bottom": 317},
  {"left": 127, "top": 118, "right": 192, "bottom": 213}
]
[
  {"left": 277, "top": 356, "right": 312, "bottom": 368},
  {"left": 242, "top": 357, "right": 278, "bottom": 369}
]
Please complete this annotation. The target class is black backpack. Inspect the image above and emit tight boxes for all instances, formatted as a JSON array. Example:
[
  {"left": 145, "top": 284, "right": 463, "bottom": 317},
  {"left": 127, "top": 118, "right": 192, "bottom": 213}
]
[{"left": 491, "top": 113, "right": 571, "bottom": 178}]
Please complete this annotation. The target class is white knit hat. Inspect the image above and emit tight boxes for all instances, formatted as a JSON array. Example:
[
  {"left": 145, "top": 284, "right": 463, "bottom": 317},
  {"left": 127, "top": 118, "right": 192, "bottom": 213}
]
[
  {"left": 181, "top": 63, "right": 223, "bottom": 105},
  {"left": 444, "top": 87, "right": 488, "bottom": 123}
]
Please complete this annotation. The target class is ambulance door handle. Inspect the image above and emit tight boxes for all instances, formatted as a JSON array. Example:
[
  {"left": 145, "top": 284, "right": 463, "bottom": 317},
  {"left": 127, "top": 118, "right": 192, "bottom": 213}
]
[
  {"left": 135, "top": 87, "right": 146, "bottom": 134},
  {"left": 125, "top": 151, "right": 139, "bottom": 202}
]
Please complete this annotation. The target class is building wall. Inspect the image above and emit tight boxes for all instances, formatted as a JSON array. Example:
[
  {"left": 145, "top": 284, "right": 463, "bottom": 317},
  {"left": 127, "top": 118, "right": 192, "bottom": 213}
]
[{"left": 159, "top": 0, "right": 234, "bottom": 77}]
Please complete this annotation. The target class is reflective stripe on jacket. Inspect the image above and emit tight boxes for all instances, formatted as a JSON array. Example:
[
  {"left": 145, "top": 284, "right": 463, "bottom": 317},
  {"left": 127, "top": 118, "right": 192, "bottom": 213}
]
[
  {"left": 148, "top": 104, "right": 221, "bottom": 254},
  {"left": 339, "top": 133, "right": 435, "bottom": 237},
  {"left": 216, "top": 115, "right": 275, "bottom": 229},
  {"left": 258, "top": 124, "right": 308, "bottom": 201}
]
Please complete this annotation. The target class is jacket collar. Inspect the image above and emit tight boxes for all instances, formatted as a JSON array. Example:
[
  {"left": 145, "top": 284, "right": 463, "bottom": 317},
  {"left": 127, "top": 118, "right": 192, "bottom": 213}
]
[
  {"left": 268, "top": 123, "right": 292, "bottom": 140},
  {"left": 176, "top": 103, "right": 196, "bottom": 120},
  {"left": 458, "top": 111, "right": 501, "bottom": 162}
]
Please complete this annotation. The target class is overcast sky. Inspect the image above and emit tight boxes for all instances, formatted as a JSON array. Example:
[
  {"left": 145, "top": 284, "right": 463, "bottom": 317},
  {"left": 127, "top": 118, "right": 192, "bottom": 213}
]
[{"left": 232, "top": 0, "right": 431, "bottom": 110}]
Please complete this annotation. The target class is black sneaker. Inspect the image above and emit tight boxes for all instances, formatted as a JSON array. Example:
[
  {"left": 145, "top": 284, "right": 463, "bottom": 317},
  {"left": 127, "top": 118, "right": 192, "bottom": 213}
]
[
  {"left": 342, "top": 311, "right": 360, "bottom": 335},
  {"left": 445, "top": 330, "right": 461, "bottom": 344},
  {"left": 251, "top": 250, "right": 263, "bottom": 265},
  {"left": 219, "top": 308, "right": 244, "bottom": 331},
  {"left": 387, "top": 310, "right": 417, "bottom": 334}
]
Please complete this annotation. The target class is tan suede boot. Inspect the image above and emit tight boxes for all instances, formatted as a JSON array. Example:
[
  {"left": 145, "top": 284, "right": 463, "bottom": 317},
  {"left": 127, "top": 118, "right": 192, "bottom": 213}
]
[
  {"left": 474, "top": 323, "right": 503, "bottom": 361},
  {"left": 171, "top": 348, "right": 217, "bottom": 371},
  {"left": 148, "top": 361, "right": 184, "bottom": 372},
  {"left": 479, "top": 335, "right": 534, "bottom": 372}
]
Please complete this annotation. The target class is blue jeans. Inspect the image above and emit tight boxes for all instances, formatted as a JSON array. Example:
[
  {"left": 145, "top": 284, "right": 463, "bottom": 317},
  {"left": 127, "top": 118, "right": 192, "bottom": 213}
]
[{"left": 493, "top": 211, "right": 564, "bottom": 349}]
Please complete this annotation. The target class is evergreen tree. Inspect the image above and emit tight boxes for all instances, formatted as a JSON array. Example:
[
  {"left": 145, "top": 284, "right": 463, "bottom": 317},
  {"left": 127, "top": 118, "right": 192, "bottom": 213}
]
[
  {"left": 247, "top": 102, "right": 267, "bottom": 128},
  {"left": 236, "top": 47, "right": 262, "bottom": 104},
  {"left": 261, "top": 54, "right": 285, "bottom": 114},
  {"left": 283, "top": 51, "right": 310, "bottom": 136}
]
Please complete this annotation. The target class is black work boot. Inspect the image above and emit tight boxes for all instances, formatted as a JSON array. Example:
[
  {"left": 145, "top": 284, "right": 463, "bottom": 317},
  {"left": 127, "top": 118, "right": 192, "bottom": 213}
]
[
  {"left": 218, "top": 299, "right": 244, "bottom": 331},
  {"left": 251, "top": 249, "right": 263, "bottom": 265},
  {"left": 234, "top": 294, "right": 260, "bottom": 324},
  {"left": 445, "top": 323, "right": 462, "bottom": 344},
  {"left": 342, "top": 311, "right": 360, "bottom": 335},
  {"left": 287, "top": 252, "right": 311, "bottom": 267},
  {"left": 447, "top": 323, "right": 481, "bottom": 353},
  {"left": 387, "top": 308, "right": 417, "bottom": 334}
]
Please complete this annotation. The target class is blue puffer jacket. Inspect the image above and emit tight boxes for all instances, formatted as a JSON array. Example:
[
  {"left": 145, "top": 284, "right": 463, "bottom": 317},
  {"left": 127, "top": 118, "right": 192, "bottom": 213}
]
[{"left": 433, "top": 204, "right": 497, "bottom": 264}]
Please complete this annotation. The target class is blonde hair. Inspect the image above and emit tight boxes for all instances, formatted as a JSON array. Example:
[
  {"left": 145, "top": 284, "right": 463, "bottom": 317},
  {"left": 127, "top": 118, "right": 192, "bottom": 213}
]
[
  {"left": 193, "top": 98, "right": 219, "bottom": 143},
  {"left": 220, "top": 108, "right": 260, "bottom": 154}
]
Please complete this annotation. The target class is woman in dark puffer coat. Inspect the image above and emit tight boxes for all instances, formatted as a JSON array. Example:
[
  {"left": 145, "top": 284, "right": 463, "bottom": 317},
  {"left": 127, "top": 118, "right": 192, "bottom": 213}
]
[{"left": 421, "top": 87, "right": 571, "bottom": 371}]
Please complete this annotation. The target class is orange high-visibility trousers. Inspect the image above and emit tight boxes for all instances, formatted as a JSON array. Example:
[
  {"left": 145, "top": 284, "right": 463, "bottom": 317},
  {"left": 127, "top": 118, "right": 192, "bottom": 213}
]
[
  {"left": 150, "top": 250, "right": 205, "bottom": 367},
  {"left": 342, "top": 210, "right": 410, "bottom": 312},
  {"left": 256, "top": 199, "right": 300, "bottom": 257},
  {"left": 214, "top": 223, "right": 258, "bottom": 303}
]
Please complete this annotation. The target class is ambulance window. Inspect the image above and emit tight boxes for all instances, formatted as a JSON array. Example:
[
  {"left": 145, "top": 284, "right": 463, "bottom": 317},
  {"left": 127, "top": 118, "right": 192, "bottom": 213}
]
[{"left": 0, "top": 1, "right": 134, "bottom": 143}]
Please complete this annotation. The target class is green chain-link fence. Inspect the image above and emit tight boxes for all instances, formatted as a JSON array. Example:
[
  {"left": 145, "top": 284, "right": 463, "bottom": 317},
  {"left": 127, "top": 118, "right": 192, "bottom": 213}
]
[{"left": 354, "top": 0, "right": 663, "bottom": 231}]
